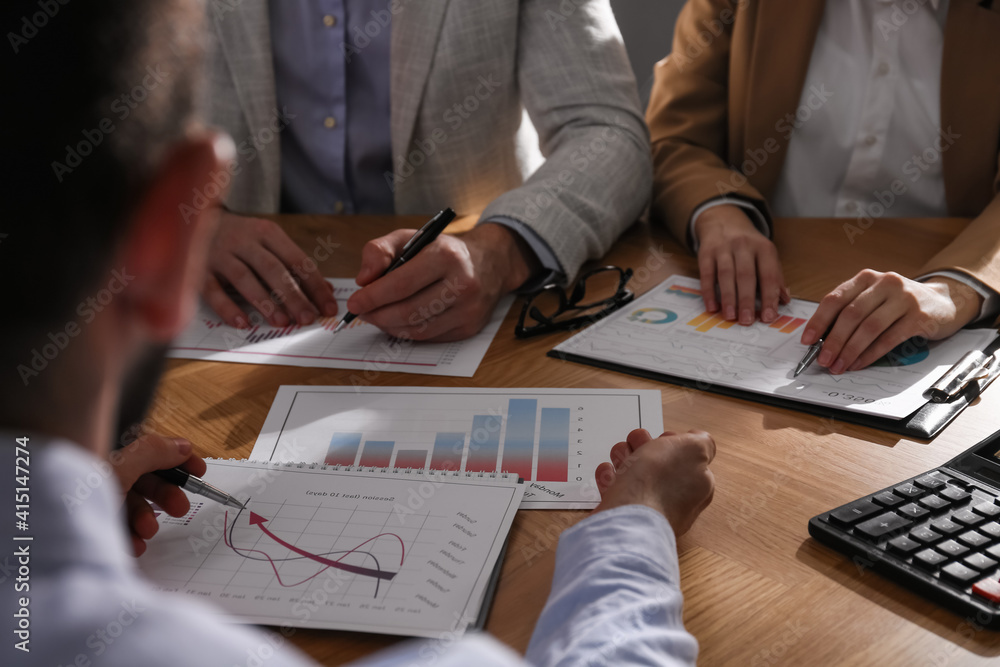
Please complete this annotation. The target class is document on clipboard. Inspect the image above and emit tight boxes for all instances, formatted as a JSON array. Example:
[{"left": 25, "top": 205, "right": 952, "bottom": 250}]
[{"left": 551, "top": 275, "right": 1000, "bottom": 436}]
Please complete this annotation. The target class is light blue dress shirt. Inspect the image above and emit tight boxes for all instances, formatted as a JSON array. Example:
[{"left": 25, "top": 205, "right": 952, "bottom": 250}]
[
  {"left": 1, "top": 434, "right": 697, "bottom": 666},
  {"left": 268, "top": 1, "right": 564, "bottom": 287}
]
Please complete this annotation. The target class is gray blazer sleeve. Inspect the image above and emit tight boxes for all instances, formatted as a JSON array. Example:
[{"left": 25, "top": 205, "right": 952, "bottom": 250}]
[{"left": 479, "top": 0, "right": 652, "bottom": 279}]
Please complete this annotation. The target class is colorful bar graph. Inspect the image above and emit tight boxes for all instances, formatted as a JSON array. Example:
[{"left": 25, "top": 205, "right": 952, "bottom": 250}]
[
  {"left": 324, "top": 432, "right": 362, "bottom": 466},
  {"left": 358, "top": 440, "right": 394, "bottom": 468},
  {"left": 537, "top": 408, "right": 569, "bottom": 482},
  {"left": 780, "top": 317, "right": 807, "bottom": 334},
  {"left": 770, "top": 315, "right": 792, "bottom": 329},
  {"left": 429, "top": 432, "right": 465, "bottom": 471},
  {"left": 501, "top": 399, "right": 537, "bottom": 480},
  {"left": 466, "top": 414, "right": 502, "bottom": 472},
  {"left": 695, "top": 314, "right": 725, "bottom": 332},
  {"left": 394, "top": 449, "right": 428, "bottom": 469},
  {"left": 666, "top": 284, "right": 702, "bottom": 299}
]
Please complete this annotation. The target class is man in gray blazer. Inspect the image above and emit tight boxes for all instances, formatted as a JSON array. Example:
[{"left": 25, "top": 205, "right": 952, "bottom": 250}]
[{"left": 200, "top": 0, "right": 651, "bottom": 341}]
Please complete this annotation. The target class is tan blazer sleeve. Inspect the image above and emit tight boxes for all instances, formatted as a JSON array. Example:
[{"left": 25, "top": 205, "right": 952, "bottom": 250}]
[
  {"left": 919, "top": 188, "right": 1000, "bottom": 301},
  {"left": 646, "top": 0, "right": 767, "bottom": 248}
]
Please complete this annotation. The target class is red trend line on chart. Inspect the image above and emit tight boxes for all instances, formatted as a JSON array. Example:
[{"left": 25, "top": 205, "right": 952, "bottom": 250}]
[{"left": 224, "top": 510, "right": 405, "bottom": 588}]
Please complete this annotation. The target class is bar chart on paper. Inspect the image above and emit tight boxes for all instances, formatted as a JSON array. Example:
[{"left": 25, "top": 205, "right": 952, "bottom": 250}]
[
  {"left": 167, "top": 279, "right": 513, "bottom": 377},
  {"left": 250, "top": 386, "right": 663, "bottom": 509}
]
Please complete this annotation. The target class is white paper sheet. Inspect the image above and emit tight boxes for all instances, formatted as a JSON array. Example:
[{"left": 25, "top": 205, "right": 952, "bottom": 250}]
[
  {"left": 139, "top": 460, "right": 523, "bottom": 638},
  {"left": 167, "top": 279, "right": 514, "bottom": 377},
  {"left": 249, "top": 386, "right": 664, "bottom": 509},
  {"left": 553, "top": 275, "right": 997, "bottom": 420}
]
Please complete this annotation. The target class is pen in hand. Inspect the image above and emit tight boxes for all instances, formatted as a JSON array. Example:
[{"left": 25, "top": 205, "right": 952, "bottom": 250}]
[
  {"left": 332, "top": 208, "right": 457, "bottom": 335},
  {"left": 794, "top": 326, "right": 833, "bottom": 377},
  {"left": 153, "top": 467, "right": 246, "bottom": 510}
]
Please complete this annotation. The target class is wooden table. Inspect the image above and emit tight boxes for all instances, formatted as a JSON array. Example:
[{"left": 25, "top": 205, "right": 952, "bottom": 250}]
[{"left": 150, "top": 214, "right": 1000, "bottom": 665}]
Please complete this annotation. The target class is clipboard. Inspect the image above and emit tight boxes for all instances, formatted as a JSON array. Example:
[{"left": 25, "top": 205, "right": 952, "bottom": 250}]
[{"left": 548, "top": 336, "right": 1000, "bottom": 440}]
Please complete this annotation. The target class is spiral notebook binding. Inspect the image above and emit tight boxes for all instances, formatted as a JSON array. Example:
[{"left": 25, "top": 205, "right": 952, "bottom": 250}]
[{"left": 205, "top": 457, "right": 515, "bottom": 480}]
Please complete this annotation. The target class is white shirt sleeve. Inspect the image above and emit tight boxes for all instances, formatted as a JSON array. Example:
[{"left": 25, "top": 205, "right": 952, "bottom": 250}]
[{"left": 688, "top": 197, "right": 771, "bottom": 252}]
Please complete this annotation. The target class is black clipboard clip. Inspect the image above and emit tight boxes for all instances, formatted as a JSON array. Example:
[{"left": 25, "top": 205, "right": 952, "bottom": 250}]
[{"left": 927, "top": 349, "right": 1000, "bottom": 403}]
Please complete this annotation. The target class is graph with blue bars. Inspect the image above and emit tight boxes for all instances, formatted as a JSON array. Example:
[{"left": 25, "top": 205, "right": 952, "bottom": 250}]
[{"left": 252, "top": 387, "right": 662, "bottom": 509}]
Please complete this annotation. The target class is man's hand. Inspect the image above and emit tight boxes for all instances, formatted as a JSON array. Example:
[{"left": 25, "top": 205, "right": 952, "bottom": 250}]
[
  {"left": 111, "top": 434, "right": 207, "bottom": 556},
  {"left": 803, "top": 271, "right": 984, "bottom": 373},
  {"left": 346, "top": 223, "right": 539, "bottom": 342},
  {"left": 696, "top": 205, "right": 790, "bottom": 325},
  {"left": 203, "top": 211, "right": 338, "bottom": 328},
  {"left": 594, "top": 429, "right": 716, "bottom": 536}
]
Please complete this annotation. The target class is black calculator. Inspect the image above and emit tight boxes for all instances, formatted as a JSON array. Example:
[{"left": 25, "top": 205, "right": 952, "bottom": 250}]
[{"left": 809, "top": 429, "right": 1000, "bottom": 627}]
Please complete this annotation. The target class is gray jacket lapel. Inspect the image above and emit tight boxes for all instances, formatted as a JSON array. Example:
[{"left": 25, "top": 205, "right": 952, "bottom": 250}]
[
  {"left": 390, "top": 0, "right": 451, "bottom": 163},
  {"left": 212, "top": 0, "right": 277, "bottom": 142}
]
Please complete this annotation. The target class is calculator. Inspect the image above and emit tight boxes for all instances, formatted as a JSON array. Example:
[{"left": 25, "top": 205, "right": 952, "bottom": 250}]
[{"left": 809, "top": 428, "right": 1000, "bottom": 627}]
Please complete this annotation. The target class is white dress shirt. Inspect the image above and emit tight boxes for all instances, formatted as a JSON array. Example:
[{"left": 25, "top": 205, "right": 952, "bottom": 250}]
[
  {"left": 690, "top": 0, "right": 998, "bottom": 319},
  {"left": 0, "top": 433, "right": 697, "bottom": 666}
]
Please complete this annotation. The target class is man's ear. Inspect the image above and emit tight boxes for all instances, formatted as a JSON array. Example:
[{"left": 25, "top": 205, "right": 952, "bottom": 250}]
[{"left": 119, "top": 133, "right": 235, "bottom": 341}]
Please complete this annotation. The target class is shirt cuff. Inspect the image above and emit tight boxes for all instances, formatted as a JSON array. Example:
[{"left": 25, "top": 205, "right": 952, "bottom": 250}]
[
  {"left": 918, "top": 271, "right": 1000, "bottom": 324},
  {"left": 481, "top": 216, "right": 565, "bottom": 293},
  {"left": 553, "top": 504, "right": 681, "bottom": 590},
  {"left": 688, "top": 197, "right": 771, "bottom": 253}
]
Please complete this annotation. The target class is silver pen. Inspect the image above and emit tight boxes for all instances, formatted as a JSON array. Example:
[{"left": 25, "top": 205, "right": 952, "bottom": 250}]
[
  {"left": 793, "top": 327, "right": 832, "bottom": 377},
  {"left": 153, "top": 467, "right": 246, "bottom": 510}
]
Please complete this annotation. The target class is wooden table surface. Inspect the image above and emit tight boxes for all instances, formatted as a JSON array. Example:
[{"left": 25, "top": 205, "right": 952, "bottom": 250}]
[{"left": 150, "top": 214, "right": 1000, "bottom": 665}]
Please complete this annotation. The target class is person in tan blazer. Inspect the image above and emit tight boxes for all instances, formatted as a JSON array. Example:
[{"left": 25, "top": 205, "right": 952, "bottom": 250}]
[{"left": 647, "top": 0, "right": 1000, "bottom": 373}]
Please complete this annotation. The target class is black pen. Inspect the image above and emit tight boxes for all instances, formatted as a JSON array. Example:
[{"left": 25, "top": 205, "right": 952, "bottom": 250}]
[
  {"left": 332, "top": 208, "right": 457, "bottom": 334},
  {"left": 153, "top": 467, "right": 246, "bottom": 510},
  {"left": 793, "top": 325, "right": 833, "bottom": 377}
]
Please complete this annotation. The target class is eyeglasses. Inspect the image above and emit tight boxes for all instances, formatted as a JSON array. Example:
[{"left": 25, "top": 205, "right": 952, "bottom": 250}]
[{"left": 515, "top": 266, "right": 634, "bottom": 338}]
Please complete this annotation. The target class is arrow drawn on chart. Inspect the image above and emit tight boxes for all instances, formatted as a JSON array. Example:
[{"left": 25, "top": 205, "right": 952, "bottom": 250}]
[{"left": 248, "top": 511, "right": 401, "bottom": 581}]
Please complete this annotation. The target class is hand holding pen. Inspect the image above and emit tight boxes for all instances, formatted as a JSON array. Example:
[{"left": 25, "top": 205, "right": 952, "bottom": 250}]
[
  {"left": 112, "top": 435, "right": 243, "bottom": 556},
  {"left": 333, "top": 208, "right": 457, "bottom": 334}
]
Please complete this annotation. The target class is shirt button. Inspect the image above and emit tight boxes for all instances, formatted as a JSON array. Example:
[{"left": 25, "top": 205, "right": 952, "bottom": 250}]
[
  {"left": 323, "top": 14, "right": 337, "bottom": 27},
  {"left": 876, "top": 62, "right": 891, "bottom": 76},
  {"left": 863, "top": 135, "right": 877, "bottom": 147},
  {"left": 334, "top": 201, "right": 345, "bottom": 214},
  {"left": 324, "top": 116, "right": 337, "bottom": 129}
]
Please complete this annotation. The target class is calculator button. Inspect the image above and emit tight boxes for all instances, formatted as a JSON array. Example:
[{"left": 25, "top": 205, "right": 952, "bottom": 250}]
[
  {"left": 914, "top": 549, "right": 948, "bottom": 571},
  {"left": 980, "top": 522, "right": 1000, "bottom": 539},
  {"left": 963, "top": 553, "right": 998, "bottom": 572},
  {"left": 958, "top": 531, "right": 992, "bottom": 548},
  {"left": 894, "top": 483, "right": 925, "bottom": 499},
  {"left": 986, "top": 543, "right": 1000, "bottom": 560},
  {"left": 952, "top": 509, "right": 986, "bottom": 527},
  {"left": 930, "top": 518, "right": 963, "bottom": 535},
  {"left": 936, "top": 540, "right": 970, "bottom": 558},
  {"left": 918, "top": 495, "right": 951, "bottom": 512},
  {"left": 897, "top": 503, "right": 930, "bottom": 520},
  {"left": 872, "top": 491, "right": 904, "bottom": 508},
  {"left": 973, "top": 577, "right": 1000, "bottom": 603},
  {"left": 910, "top": 526, "right": 942, "bottom": 544},
  {"left": 941, "top": 562, "right": 980, "bottom": 585},
  {"left": 915, "top": 475, "right": 947, "bottom": 491},
  {"left": 887, "top": 535, "right": 922, "bottom": 556},
  {"left": 829, "top": 499, "right": 882, "bottom": 526},
  {"left": 854, "top": 512, "right": 912, "bottom": 541},
  {"left": 941, "top": 486, "right": 971, "bottom": 503},
  {"left": 972, "top": 502, "right": 1000, "bottom": 518}
]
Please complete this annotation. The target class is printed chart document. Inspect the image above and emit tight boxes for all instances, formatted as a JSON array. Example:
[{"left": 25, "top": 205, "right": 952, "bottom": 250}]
[
  {"left": 167, "top": 278, "right": 514, "bottom": 377},
  {"left": 249, "top": 386, "right": 664, "bottom": 509},
  {"left": 139, "top": 460, "right": 523, "bottom": 638},
  {"left": 552, "top": 275, "right": 997, "bottom": 420}
]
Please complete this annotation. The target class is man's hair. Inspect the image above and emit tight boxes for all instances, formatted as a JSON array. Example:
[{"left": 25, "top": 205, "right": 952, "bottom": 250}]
[{"left": 1, "top": 0, "right": 204, "bottom": 355}]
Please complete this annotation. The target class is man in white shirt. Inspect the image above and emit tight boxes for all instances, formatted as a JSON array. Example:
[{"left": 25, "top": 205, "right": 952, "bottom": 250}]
[
  {"left": 1, "top": 1, "right": 713, "bottom": 665},
  {"left": 647, "top": 0, "right": 1000, "bottom": 373}
]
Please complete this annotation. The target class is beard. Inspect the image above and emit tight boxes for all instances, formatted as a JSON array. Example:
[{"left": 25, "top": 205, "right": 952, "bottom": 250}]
[{"left": 113, "top": 343, "right": 170, "bottom": 450}]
